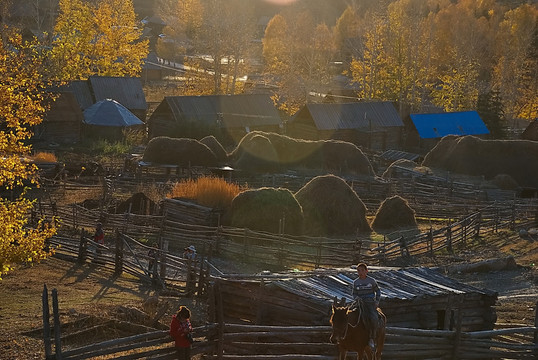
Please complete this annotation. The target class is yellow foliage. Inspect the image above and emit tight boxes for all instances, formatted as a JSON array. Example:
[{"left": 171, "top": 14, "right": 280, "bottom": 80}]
[
  {"left": 167, "top": 177, "right": 245, "bottom": 210},
  {"left": 0, "top": 25, "right": 58, "bottom": 278}
]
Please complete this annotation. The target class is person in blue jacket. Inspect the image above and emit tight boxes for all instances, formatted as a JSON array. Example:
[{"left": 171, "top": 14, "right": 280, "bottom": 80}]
[{"left": 352, "top": 262, "right": 381, "bottom": 349}]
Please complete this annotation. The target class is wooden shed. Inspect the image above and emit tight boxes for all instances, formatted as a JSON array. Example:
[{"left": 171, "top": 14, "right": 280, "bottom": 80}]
[
  {"left": 147, "top": 94, "right": 282, "bottom": 146},
  {"left": 287, "top": 101, "right": 404, "bottom": 151},
  {"left": 211, "top": 266, "right": 497, "bottom": 332},
  {"left": 34, "top": 91, "right": 82, "bottom": 144}
]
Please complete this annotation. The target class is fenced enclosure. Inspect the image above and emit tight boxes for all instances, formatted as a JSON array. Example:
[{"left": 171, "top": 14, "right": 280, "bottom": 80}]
[{"left": 42, "top": 286, "right": 538, "bottom": 359}]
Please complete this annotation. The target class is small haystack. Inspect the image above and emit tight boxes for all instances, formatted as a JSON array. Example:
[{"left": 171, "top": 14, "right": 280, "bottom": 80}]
[
  {"left": 230, "top": 131, "right": 373, "bottom": 175},
  {"left": 227, "top": 187, "right": 303, "bottom": 235},
  {"left": 114, "top": 192, "right": 158, "bottom": 215},
  {"left": 143, "top": 136, "right": 217, "bottom": 167},
  {"left": 200, "top": 135, "right": 229, "bottom": 164},
  {"left": 234, "top": 134, "right": 280, "bottom": 172},
  {"left": 371, "top": 195, "right": 417, "bottom": 232},
  {"left": 488, "top": 174, "right": 520, "bottom": 191},
  {"left": 295, "top": 174, "right": 371, "bottom": 236},
  {"left": 422, "top": 135, "right": 538, "bottom": 189}
]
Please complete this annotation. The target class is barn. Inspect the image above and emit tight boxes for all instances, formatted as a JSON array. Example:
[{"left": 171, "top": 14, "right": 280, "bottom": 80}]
[
  {"left": 408, "top": 111, "right": 490, "bottom": 151},
  {"left": 34, "top": 91, "right": 82, "bottom": 144},
  {"left": 147, "top": 94, "right": 282, "bottom": 146},
  {"left": 210, "top": 266, "right": 497, "bottom": 332},
  {"left": 286, "top": 101, "right": 404, "bottom": 151}
]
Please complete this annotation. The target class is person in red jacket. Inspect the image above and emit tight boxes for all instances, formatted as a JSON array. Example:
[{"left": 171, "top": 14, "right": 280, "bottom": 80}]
[{"left": 169, "top": 306, "right": 193, "bottom": 359}]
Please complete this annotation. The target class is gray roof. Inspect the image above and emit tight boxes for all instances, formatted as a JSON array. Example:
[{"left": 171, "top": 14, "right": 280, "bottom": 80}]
[
  {"left": 67, "top": 80, "right": 94, "bottom": 110},
  {"left": 271, "top": 267, "right": 496, "bottom": 304},
  {"left": 83, "top": 99, "right": 144, "bottom": 127},
  {"left": 162, "top": 94, "right": 282, "bottom": 128},
  {"left": 89, "top": 76, "right": 147, "bottom": 110},
  {"left": 292, "top": 101, "right": 403, "bottom": 130}
]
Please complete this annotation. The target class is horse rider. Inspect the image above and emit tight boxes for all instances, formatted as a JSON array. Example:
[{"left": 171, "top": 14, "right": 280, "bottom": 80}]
[{"left": 352, "top": 262, "right": 381, "bottom": 349}]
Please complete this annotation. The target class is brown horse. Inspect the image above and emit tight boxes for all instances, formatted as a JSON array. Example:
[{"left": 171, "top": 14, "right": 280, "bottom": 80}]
[{"left": 329, "top": 297, "right": 386, "bottom": 360}]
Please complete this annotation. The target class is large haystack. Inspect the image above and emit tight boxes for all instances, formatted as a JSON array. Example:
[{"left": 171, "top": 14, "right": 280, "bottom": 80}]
[
  {"left": 230, "top": 131, "right": 373, "bottom": 175},
  {"left": 234, "top": 134, "right": 280, "bottom": 172},
  {"left": 143, "top": 137, "right": 217, "bottom": 167},
  {"left": 227, "top": 187, "right": 303, "bottom": 235},
  {"left": 200, "top": 135, "right": 228, "bottom": 164},
  {"left": 371, "top": 195, "right": 417, "bottom": 232},
  {"left": 422, "top": 136, "right": 538, "bottom": 189},
  {"left": 295, "top": 174, "right": 371, "bottom": 236}
]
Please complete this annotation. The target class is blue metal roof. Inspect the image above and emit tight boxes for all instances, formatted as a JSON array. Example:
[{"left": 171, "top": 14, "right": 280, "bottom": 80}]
[{"left": 410, "top": 111, "right": 489, "bottom": 139}]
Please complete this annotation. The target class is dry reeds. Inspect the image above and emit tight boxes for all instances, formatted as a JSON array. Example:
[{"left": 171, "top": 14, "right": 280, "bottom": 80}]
[
  {"left": 168, "top": 176, "right": 244, "bottom": 210},
  {"left": 295, "top": 174, "right": 371, "bottom": 236},
  {"left": 30, "top": 152, "right": 58, "bottom": 163}
]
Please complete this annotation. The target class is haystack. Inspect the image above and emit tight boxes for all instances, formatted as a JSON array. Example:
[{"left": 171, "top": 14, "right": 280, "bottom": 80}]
[
  {"left": 488, "top": 174, "right": 520, "bottom": 191},
  {"left": 422, "top": 136, "right": 538, "bottom": 189},
  {"left": 234, "top": 134, "right": 280, "bottom": 172},
  {"left": 142, "top": 137, "right": 217, "bottom": 167},
  {"left": 230, "top": 131, "right": 374, "bottom": 175},
  {"left": 371, "top": 195, "right": 417, "bottom": 232},
  {"left": 227, "top": 187, "right": 303, "bottom": 235},
  {"left": 295, "top": 174, "right": 371, "bottom": 236},
  {"left": 200, "top": 135, "right": 228, "bottom": 164}
]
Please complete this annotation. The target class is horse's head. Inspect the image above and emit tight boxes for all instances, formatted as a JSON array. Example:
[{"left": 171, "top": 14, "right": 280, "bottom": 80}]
[{"left": 329, "top": 297, "right": 349, "bottom": 344}]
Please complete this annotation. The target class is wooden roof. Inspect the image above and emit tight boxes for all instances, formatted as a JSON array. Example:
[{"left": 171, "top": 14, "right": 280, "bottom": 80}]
[
  {"left": 291, "top": 101, "right": 404, "bottom": 130},
  {"left": 159, "top": 94, "right": 282, "bottom": 128}
]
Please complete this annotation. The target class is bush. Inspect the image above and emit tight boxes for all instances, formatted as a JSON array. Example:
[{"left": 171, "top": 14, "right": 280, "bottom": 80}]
[{"left": 168, "top": 176, "right": 244, "bottom": 210}]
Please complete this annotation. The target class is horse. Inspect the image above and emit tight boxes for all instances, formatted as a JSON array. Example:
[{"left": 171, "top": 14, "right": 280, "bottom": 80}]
[{"left": 329, "top": 297, "right": 386, "bottom": 360}]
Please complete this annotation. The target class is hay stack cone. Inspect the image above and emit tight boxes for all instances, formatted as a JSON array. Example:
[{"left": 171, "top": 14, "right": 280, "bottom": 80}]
[
  {"left": 143, "top": 136, "right": 217, "bottom": 167},
  {"left": 227, "top": 187, "right": 303, "bottom": 235},
  {"left": 233, "top": 134, "right": 280, "bottom": 172},
  {"left": 200, "top": 135, "right": 228, "bottom": 164},
  {"left": 295, "top": 174, "right": 371, "bottom": 236},
  {"left": 371, "top": 195, "right": 417, "bottom": 232}
]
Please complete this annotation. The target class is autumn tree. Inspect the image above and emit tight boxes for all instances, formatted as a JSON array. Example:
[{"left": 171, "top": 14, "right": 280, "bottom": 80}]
[
  {"left": 493, "top": 4, "right": 538, "bottom": 121},
  {"left": 50, "top": 0, "right": 148, "bottom": 80},
  {"left": 0, "top": 25, "right": 57, "bottom": 279}
]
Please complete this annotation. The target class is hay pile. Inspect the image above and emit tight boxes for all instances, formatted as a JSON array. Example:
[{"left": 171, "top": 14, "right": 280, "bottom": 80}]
[
  {"left": 295, "top": 174, "right": 371, "bottom": 236},
  {"left": 229, "top": 131, "right": 374, "bottom": 175},
  {"left": 227, "top": 187, "right": 303, "bottom": 235},
  {"left": 234, "top": 134, "right": 280, "bottom": 172},
  {"left": 200, "top": 135, "right": 229, "bottom": 164},
  {"left": 143, "top": 136, "right": 217, "bottom": 167},
  {"left": 371, "top": 195, "right": 417, "bottom": 232},
  {"left": 422, "top": 136, "right": 538, "bottom": 189}
]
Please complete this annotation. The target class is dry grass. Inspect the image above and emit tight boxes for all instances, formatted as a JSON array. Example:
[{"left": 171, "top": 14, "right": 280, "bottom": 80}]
[
  {"left": 30, "top": 151, "right": 57, "bottom": 163},
  {"left": 168, "top": 176, "right": 245, "bottom": 210}
]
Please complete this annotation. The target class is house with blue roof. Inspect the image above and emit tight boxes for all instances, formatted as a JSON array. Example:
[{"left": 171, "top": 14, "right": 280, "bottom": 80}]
[{"left": 408, "top": 111, "right": 489, "bottom": 151}]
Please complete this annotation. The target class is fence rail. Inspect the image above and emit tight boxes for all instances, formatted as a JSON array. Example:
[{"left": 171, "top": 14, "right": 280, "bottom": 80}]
[{"left": 43, "top": 284, "right": 538, "bottom": 360}]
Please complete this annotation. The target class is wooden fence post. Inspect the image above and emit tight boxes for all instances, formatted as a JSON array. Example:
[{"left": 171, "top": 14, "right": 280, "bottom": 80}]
[
  {"left": 77, "top": 230, "right": 87, "bottom": 264},
  {"left": 428, "top": 227, "right": 434, "bottom": 257},
  {"left": 446, "top": 225, "right": 453, "bottom": 254},
  {"left": 534, "top": 300, "right": 538, "bottom": 356},
  {"left": 52, "top": 288, "right": 62, "bottom": 360},
  {"left": 42, "top": 285, "right": 52, "bottom": 360},
  {"left": 451, "top": 296, "right": 464, "bottom": 360},
  {"left": 215, "top": 282, "right": 224, "bottom": 360},
  {"left": 474, "top": 212, "right": 482, "bottom": 238},
  {"left": 114, "top": 229, "right": 123, "bottom": 275}
]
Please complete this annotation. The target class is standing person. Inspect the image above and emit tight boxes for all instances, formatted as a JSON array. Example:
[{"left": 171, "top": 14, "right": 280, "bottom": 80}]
[
  {"left": 170, "top": 306, "right": 193, "bottom": 360},
  {"left": 147, "top": 243, "right": 157, "bottom": 278},
  {"left": 93, "top": 222, "right": 105, "bottom": 257},
  {"left": 183, "top": 245, "right": 196, "bottom": 260},
  {"left": 352, "top": 262, "right": 381, "bottom": 349}
]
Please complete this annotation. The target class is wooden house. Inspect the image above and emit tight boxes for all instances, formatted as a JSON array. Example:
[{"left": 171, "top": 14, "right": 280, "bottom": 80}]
[
  {"left": 34, "top": 91, "right": 82, "bottom": 144},
  {"left": 66, "top": 76, "right": 147, "bottom": 122},
  {"left": 521, "top": 119, "right": 538, "bottom": 141},
  {"left": 408, "top": 111, "right": 490, "bottom": 152},
  {"left": 211, "top": 266, "right": 497, "bottom": 332},
  {"left": 147, "top": 94, "right": 282, "bottom": 146},
  {"left": 287, "top": 101, "right": 404, "bottom": 151}
]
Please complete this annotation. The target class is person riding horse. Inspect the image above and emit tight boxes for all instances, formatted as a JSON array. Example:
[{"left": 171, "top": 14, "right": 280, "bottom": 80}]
[{"left": 352, "top": 262, "right": 381, "bottom": 349}]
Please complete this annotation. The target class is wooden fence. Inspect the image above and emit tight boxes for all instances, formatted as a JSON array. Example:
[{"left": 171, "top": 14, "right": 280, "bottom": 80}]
[{"left": 42, "top": 286, "right": 538, "bottom": 360}]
